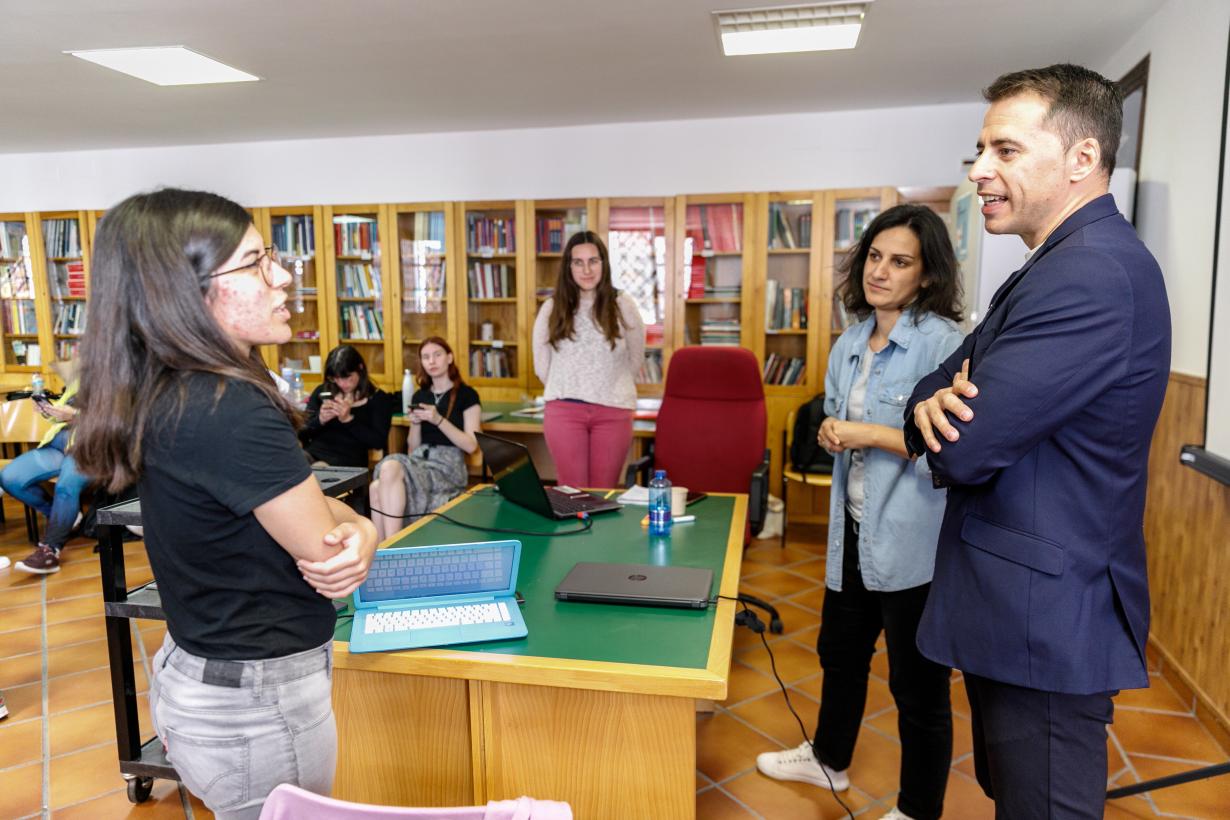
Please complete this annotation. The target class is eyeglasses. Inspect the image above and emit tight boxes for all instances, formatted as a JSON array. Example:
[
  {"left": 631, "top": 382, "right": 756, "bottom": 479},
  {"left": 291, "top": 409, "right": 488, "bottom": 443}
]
[
  {"left": 208, "top": 245, "right": 281, "bottom": 287},
  {"left": 569, "top": 257, "right": 603, "bottom": 270}
]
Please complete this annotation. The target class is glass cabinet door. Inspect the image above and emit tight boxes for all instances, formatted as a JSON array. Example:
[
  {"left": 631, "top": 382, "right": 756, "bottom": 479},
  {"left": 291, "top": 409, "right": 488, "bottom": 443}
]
[
  {"left": 528, "top": 199, "right": 591, "bottom": 394},
  {"left": 394, "top": 204, "right": 452, "bottom": 383},
  {"left": 38, "top": 212, "right": 90, "bottom": 367},
  {"left": 678, "top": 195, "right": 750, "bottom": 354},
  {"left": 762, "top": 195, "right": 818, "bottom": 390},
  {"left": 0, "top": 215, "right": 39, "bottom": 372},
  {"left": 267, "top": 207, "right": 328, "bottom": 387},
  {"left": 603, "top": 199, "right": 673, "bottom": 393},
  {"left": 327, "top": 206, "right": 392, "bottom": 384},
  {"left": 460, "top": 201, "right": 521, "bottom": 385}
]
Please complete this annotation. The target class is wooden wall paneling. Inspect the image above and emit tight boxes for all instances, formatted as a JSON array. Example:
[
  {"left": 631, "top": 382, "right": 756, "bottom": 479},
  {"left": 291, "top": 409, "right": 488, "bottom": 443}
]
[{"left": 1142, "top": 373, "right": 1230, "bottom": 741}]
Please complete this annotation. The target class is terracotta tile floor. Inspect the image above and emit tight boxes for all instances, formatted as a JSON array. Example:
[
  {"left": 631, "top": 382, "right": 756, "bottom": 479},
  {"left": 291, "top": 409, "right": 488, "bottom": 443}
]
[{"left": 2, "top": 499, "right": 1228, "bottom": 818}]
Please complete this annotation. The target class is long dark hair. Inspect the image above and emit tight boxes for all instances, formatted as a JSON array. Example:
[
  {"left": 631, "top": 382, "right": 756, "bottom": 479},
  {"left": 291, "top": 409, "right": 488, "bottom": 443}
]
[
  {"left": 324, "top": 344, "right": 374, "bottom": 400},
  {"left": 836, "top": 204, "right": 963, "bottom": 323},
  {"left": 415, "top": 336, "right": 465, "bottom": 421},
  {"left": 547, "top": 231, "right": 628, "bottom": 350},
  {"left": 73, "top": 188, "right": 298, "bottom": 492}
]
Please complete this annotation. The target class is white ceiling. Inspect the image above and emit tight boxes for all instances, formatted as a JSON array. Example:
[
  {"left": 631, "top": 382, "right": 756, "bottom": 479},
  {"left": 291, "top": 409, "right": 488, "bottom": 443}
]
[{"left": 0, "top": 0, "right": 1164, "bottom": 154}]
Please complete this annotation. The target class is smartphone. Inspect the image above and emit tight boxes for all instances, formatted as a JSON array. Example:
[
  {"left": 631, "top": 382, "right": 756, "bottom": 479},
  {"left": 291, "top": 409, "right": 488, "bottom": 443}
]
[
  {"left": 319, "top": 391, "right": 334, "bottom": 400},
  {"left": 686, "top": 490, "right": 708, "bottom": 506}
]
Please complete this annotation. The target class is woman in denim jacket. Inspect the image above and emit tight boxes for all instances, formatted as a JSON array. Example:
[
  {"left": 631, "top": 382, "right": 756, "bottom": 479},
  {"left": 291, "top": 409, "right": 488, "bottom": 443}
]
[{"left": 758, "top": 205, "right": 964, "bottom": 820}]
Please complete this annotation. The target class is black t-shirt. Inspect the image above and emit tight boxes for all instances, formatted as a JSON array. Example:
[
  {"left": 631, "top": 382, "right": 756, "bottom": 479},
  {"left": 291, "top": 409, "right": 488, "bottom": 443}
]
[
  {"left": 411, "top": 384, "right": 481, "bottom": 447},
  {"left": 300, "top": 385, "right": 395, "bottom": 467},
  {"left": 139, "top": 373, "right": 334, "bottom": 660}
]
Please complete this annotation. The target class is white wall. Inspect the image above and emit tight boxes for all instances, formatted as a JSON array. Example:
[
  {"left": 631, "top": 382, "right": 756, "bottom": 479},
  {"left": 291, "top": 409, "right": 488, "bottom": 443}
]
[
  {"left": 0, "top": 103, "right": 983, "bottom": 212},
  {"left": 1102, "top": 0, "right": 1230, "bottom": 377}
]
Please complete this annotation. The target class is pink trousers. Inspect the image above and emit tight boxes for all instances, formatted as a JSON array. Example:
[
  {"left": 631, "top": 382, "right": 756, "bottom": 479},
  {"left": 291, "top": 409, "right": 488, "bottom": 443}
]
[{"left": 543, "top": 400, "right": 634, "bottom": 489}]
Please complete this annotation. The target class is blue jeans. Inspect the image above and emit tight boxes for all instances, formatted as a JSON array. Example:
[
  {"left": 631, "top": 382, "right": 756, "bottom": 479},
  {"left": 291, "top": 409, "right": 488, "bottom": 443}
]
[
  {"left": 0, "top": 429, "right": 91, "bottom": 550},
  {"left": 149, "top": 634, "right": 337, "bottom": 820}
]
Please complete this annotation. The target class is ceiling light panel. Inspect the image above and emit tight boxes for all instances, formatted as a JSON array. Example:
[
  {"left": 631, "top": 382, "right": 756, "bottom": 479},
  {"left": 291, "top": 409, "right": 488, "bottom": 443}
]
[
  {"left": 66, "top": 46, "right": 259, "bottom": 86},
  {"left": 714, "top": 2, "right": 872, "bottom": 56}
]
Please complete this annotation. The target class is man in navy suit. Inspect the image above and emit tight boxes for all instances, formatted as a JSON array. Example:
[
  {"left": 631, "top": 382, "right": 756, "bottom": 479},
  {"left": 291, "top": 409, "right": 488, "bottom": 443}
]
[{"left": 903, "top": 64, "right": 1171, "bottom": 816}]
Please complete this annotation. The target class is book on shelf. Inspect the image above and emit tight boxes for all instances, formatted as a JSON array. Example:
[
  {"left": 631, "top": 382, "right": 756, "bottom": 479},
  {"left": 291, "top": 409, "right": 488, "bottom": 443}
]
[
  {"left": 47, "top": 260, "right": 87, "bottom": 298},
  {"left": 341, "top": 304, "right": 384, "bottom": 340},
  {"left": 699, "top": 319, "right": 741, "bottom": 346},
  {"left": 400, "top": 240, "right": 446, "bottom": 301},
  {"left": 339, "top": 262, "right": 382, "bottom": 298},
  {"left": 467, "top": 214, "right": 516, "bottom": 254},
  {"left": 56, "top": 339, "right": 79, "bottom": 360},
  {"left": 469, "top": 347, "right": 512, "bottom": 379},
  {"left": 467, "top": 262, "right": 514, "bottom": 298},
  {"left": 835, "top": 206, "right": 879, "bottom": 248},
  {"left": 763, "top": 353, "right": 806, "bottom": 386},
  {"left": 42, "top": 218, "right": 81, "bottom": 259},
  {"left": 644, "top": 323, "right": 664, "bottom": 347},
  {"left": 334, "top": 220, "right": 379, "bottom": 258},
  {"left": 764, "top": 281, "right": 808, "bottom": 331},
  {"left": 271, "top": 215, "right": 315, "bottom": 258},
  {"left": 832, "top": 298, "right": 855, "bottom": 332},
  {"left": 535, "top": 215, "right": 586, "bottom": 253},
  {"left": 636, "top": 350, "right": 663, "bottom": 384},
  {"left": 408, "top": 211, "right": 446, "bottom": 245},
  {"left": 768, "top": 205, "right": 797, "bottom": 250},
  {"left": 0, "top": 223, "right": 26, "bottom": 259},
  {"left": 3, "top": 299, "right": 38, "bottom": 335},
  {"left": 52, "top": 302, "right": 86, "bottom": 335}
]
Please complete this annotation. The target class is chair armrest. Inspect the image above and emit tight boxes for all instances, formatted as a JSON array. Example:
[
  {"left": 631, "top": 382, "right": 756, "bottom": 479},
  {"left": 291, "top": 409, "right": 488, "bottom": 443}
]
[
  {"left": 749, "top": 448, "right": 770, "bottom": 535},
  {"left": 625, "top": 452, "right": 653, "bottom": 488}
]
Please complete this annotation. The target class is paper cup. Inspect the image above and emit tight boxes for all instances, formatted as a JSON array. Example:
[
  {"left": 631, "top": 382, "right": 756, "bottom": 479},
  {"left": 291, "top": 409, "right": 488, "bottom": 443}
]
[{"left": 671, "top": 486, "right": 688, "bottom": 517}]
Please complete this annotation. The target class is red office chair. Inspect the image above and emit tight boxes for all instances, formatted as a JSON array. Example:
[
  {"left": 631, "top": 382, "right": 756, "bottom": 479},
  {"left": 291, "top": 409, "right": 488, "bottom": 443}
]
[{"left": 627, "top": 346, "right": 769, "bottom": 539}]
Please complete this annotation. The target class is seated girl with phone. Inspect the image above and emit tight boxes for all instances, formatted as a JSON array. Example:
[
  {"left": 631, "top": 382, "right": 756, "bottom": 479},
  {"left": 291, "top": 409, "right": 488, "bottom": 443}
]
[{"left": 299, "top": 344, "right": 395, "bottom": 468}]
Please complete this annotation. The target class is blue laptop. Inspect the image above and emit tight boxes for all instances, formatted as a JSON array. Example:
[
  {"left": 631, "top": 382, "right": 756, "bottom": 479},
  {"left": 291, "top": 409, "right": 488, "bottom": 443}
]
[{"left": 348, "top": 540, "right": 528, "bottom": 653}]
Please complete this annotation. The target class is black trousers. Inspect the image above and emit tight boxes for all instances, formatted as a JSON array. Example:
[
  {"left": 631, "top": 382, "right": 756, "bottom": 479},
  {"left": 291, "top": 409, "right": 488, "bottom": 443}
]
[
  {"left": 813, "top": 515, "right": 953, "bottom": 820},
  {"left": 965, "top": 673, "right": 1115, "bottom": 819}
]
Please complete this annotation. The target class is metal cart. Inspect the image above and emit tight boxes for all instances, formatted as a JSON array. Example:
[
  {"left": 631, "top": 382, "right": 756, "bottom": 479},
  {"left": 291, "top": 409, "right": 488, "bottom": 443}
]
[{"left": 97, "top": 466, "right": 371, "bottom": 803}]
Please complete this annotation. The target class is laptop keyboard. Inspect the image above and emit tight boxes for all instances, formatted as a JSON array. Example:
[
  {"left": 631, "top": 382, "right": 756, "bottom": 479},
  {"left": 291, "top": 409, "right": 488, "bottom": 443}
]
[
  {"left": 363, "top": 602, "right": 512, "bottom": 634},
  {"left": 364, "top": 546, "right": 506, "bottom": 594},
  {"left": 549, "top": 492, "right": 597, "bottom": 514}
]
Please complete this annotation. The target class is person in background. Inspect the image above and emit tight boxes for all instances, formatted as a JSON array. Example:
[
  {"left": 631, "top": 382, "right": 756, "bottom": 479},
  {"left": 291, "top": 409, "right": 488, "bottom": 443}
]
[
  {"left": 533, "top": 230, "right": 645, "bottom": 489},
  {"left": 369, "top": 336, "right": 480, "bottom": 541},
  {"left": 904, "top": 64, "right": 1170, "bottom": 815},
  {"left": 299, "top": 344, "right": 395, "bottom": 468},
  {"left": 756, "top": 205, "right": 964, "bottom": 820},
  {"left": 72, "top": 188, "right": 378, "bottom": 819},
  {"left": 3, "top": 372, "right": 91, "bottom": 575}
]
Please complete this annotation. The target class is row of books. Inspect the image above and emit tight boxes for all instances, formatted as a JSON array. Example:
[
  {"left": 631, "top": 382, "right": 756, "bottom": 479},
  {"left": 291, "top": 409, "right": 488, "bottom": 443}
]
[
  {"left": 768, "top": 206, "right": 812, "bottom": 250},
  {"left": 470, "top": 348, "right": 513, "bottom": 379},
  {"left": 48, "top": 261, "right": 87, "bottom": 298},
  {"left": 334, "top": 220, "right": 379, "bottom": 258},
  {"left": 467, "top": 263, "right": 514, "bottom": 298},
  {"left": 636, "top": 351, "right": 663, "bottom": 384},
  {"left": 536, "top": 214, "right": 586, "bottom": 253},
  {"left": 699, "top": 319, "right": 741, "bottom": 346},
  {"left": 836, "top": 206, "right": 879, "bottom": 248},
  {"left": 403, "top": 211, "right": 446, "bottom": 245},
  {"left": 53, "top": 302, "right": 86, "bottom": 335},
  {"left": 686, "top": 256, "right": 742, "bottom": 299},
  {"left": 338, "top": 263, "right": 382, "bottom": 298},
  {"left": 56, "top": 340, "right": 79, "bottom": 361},
  {"left": 340, "top": 305, "right": 385, "bottom": 340},
  {"left": 2, "top": 299, "right": 38, "bottom": 335},
  {"left": 271, "top": 215, "right": 315, "bottom": 258},
  {"left": 763, "top": 353, "right": 806, "bottom": 386},
  {"left": 685, "top": 204, "right": 743, "bottom": 253},
  {"left": 0, "top": 222, "right": 26, "bottom": 260},
  {"left": 467, "top": 215, "right": 516, "bottom": 254},
  {"left": 401, "top": 249, "right": 446, "bottom": 296},
  {"left": 765, "top": 281, "right": 808, "bottom": 330},
  {"left": 832, "top": 298, "right": 857, "bottom": 332},
  {"left": 42, "top": 219, "right": 81, "bottom": 259}
]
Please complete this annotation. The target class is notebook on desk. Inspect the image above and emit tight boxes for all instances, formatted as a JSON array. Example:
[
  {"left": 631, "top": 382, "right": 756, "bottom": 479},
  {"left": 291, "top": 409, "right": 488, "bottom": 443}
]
[
  {"left": 348, "top": 540, "right": 528, "bottom": 653},
  {"left": 476, "top": 432, "right": 621, "bottom": 519}
]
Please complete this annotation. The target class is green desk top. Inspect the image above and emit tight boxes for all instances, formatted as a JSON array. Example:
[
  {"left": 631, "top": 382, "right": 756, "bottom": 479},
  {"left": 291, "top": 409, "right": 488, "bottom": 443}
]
[{"left": 334, "top": 489, "right": 737, "bottom": 671}]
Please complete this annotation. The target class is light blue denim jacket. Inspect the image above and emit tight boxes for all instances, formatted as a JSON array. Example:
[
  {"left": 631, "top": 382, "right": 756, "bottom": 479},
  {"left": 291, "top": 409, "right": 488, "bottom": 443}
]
[{"left": 825, "top": 308, "right": 964, "bottom": 592}]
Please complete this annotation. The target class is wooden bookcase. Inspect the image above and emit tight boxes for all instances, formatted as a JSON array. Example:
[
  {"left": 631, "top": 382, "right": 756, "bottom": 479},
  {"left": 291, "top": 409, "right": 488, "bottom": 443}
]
[
  {"left": 322, "top": 204, "right": 395, "bottom": 385},
  {"left": 388, "top": 201, "right": 460, "bottom": 392},
  {"left": 30, "top": 211, "right": 91, "bottom": 370},
  {"left": 673, "top": 193, "right": 756, "bottom": 356}
]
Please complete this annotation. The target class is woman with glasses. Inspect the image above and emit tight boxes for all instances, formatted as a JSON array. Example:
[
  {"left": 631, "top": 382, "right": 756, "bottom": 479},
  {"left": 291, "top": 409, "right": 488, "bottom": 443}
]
[
  {"left": 299, "top": 344, "right": 395, "bottom": 468},
  {"left": 72, "top": 189, "right": 378, "bottom": 819},
  {"left": 532, "top": 230, "right": 645, "bottom": 489}
]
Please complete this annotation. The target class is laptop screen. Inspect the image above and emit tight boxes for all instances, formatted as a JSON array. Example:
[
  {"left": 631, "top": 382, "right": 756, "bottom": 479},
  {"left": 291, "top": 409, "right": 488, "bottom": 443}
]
[
  {"left": 476, "top": 433, "right": 553, "bottom": 514},
  {"left": 358, "top": 541, "right": 518, "bottom": 603}
]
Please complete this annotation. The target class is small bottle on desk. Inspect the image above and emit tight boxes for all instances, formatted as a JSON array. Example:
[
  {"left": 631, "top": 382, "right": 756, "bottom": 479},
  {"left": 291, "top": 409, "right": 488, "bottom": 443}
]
[{"left": 648, "top": 470, "right": 672, "bottom": 537}]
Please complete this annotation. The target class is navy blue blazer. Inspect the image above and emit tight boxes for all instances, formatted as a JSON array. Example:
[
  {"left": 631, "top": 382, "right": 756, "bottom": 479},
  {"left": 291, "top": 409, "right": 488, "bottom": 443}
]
[{"left": 903, "top": 195, "right": 1171, "bottom": 694}]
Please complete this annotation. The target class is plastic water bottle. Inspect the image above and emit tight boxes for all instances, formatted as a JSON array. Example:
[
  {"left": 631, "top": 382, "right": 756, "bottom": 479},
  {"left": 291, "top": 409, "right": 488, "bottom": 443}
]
[
  {"left": 401, "top": 369, "right": 413, "bottom": 415},
  {"left": 649, "top": 469, "right": 672, "bottom": 537},
  {"left": 30, "top": 373, "right": 45, "bottom": 398},
  {"left": 291, "top": 371, "right": 304, "bottom": 403}
]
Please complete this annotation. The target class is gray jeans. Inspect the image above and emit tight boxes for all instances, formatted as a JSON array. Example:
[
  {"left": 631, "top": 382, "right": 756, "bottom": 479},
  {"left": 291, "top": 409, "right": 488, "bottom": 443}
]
[{"left": 149, "top": 633, "right": 337, "bottom": 820}]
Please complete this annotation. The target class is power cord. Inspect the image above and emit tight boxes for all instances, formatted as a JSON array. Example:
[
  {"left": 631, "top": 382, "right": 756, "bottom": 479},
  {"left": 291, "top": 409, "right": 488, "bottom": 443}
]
[
  {"left": 715, "top": 594, "right": 855, "bottom": 820},
  {"left": 369, "top": 497, "right": 594, "bottom": 537}
]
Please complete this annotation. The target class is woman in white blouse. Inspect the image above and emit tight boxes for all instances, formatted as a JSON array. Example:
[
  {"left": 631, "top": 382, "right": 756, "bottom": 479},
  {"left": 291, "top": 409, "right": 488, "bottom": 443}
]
[{"left": 532, "top": 231, "right": 645, "bottom": 489}]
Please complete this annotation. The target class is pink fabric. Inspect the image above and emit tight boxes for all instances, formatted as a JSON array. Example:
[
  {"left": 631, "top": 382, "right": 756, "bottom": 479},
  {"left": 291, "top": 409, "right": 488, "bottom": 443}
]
[
  {"left": 543, "top": 400, "right": 633, "bottom": 488},
  {"left": 258, "top": 785, "right": 572, "bottom": 820}
]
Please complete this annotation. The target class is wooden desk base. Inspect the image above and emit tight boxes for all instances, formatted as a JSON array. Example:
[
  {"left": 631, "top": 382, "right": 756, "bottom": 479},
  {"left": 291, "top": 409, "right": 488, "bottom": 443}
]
[{"left": 333, "top": 667, "right": 696, "bottom": 819}]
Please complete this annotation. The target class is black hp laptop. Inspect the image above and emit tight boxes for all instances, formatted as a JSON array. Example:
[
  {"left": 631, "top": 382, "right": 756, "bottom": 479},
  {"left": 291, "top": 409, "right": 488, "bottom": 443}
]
[
  {"left": 555, "top": 562, "right": 714, "bottom": 609},
  {"left": 476, "top": 432, "right": 622, "bottom": 519}
]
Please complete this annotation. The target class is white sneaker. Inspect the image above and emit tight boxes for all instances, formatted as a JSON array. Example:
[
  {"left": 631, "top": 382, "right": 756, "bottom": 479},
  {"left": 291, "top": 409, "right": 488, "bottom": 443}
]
[
  {"left": 756, "top": 740, "right": 850, "bottom": 791},
  {"left": 0, "top": 556, "right": 10, "bottom": 570},
  {"left": 880, "top": 808, "right": 915, "bottom": 820}
]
